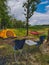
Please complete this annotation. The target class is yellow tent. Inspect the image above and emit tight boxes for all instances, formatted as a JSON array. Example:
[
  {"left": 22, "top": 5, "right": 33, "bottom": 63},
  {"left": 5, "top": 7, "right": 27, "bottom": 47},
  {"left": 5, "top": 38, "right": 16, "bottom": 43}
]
[{"left": 0, "top": 29, "right": 16, "bottom": 38}]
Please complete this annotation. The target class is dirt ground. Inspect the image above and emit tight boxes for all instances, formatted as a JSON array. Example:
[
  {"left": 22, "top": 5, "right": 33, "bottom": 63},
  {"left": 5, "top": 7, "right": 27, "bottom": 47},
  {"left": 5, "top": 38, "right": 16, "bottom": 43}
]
[{"left": 0, "top": 38, "right": 15, "bottom": 46}]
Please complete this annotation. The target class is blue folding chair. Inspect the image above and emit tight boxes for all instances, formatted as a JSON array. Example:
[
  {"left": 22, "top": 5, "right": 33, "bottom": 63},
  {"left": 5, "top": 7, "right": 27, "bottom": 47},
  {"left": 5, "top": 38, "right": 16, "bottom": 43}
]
[
  {"left": 36, "top": 35, "right": 46, "bottom": 46},
  {"left": 13, "top": 39, "right": 26, "bottom": 62},
  {"left": 14, "top": 39, "right": 25, "bottom": 50}
]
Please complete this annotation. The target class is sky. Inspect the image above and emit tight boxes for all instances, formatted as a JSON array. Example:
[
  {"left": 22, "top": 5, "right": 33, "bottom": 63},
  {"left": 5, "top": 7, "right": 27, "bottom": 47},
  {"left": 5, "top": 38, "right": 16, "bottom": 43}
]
[{"left": 7, "top": 0, "right": 49, "bottom": 25}]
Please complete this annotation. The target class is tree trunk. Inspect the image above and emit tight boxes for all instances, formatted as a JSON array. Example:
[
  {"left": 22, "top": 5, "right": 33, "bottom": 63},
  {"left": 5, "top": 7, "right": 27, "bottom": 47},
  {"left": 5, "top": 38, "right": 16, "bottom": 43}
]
[
  {"left": 26, "top": 18, "right": 29, "bottom": 36},
  {"left": 26, "top": 0, "right": 29, "bottom": 36}
]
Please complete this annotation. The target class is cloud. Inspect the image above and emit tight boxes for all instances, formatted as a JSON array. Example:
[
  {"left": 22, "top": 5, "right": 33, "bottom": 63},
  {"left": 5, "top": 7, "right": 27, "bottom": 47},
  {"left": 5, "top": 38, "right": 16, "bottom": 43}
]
[
  {"left": 7, "top": 0, "right": 26, "bottom": 21},
  {"left": 7, "top": 0, "right": 49, "bottom": 25},
  {"left": 40, "top": 1, "right": 48, "bottom": 4},
  {"left": 30, "top": 5, "right": 49, "bottom": 25}
]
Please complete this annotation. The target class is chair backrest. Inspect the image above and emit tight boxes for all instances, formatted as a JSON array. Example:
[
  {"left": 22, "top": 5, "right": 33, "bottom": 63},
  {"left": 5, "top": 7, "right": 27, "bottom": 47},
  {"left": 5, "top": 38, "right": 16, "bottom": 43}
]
[
  {"left": 36, "top": 35, "right": 46, "bottom": 46},
  {"left": 14, "top": 39, "right": 25, "bottom": 50},
  {"left": 40, "top": 35, "right": 46, "bottom": 43}
]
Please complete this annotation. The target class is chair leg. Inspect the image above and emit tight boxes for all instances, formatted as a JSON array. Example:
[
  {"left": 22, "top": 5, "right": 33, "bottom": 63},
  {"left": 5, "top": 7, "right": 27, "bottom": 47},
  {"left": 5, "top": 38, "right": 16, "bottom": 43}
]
[
  {"left": 14, "top": 52, "right": 18, "bottom": 63},
  {"left": 14, "top": 50, "right": 23, "bottom": 63}
]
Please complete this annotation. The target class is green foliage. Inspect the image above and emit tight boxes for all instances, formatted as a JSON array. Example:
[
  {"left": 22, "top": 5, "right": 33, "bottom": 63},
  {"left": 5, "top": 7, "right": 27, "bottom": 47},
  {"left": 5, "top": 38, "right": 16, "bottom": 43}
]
[
  {"left": 30, "top": 25, "right": 49, "bottom": 30},
  {"left": 23, "top": 0, "right": 41, "bottom": 19},
  {"left": 13, "top": 19, "right": 26, "bottom": 28},
  {"left": 0, "top": 0, "right": 11, "bottom": 29},
  {"left": 8, "top": 19, "right": 26, "bottom": 28},
  {"left": 0, "top": 44, "right": 14, "bottom": 56}
]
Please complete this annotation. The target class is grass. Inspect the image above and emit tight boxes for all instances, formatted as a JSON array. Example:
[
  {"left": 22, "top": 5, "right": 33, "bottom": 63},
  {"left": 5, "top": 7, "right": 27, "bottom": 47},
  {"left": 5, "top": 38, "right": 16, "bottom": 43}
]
[
  {"left": 0, "top": 43, "right": 49, "bottom": 65},
  {"left": 0, "top": 26, "right": 49, "bottom": 65},
  {"left": 0, "top": 44, "right": 14, "bottom": 56},
  {"left": 0, "top": 45, "right": 6, "bottom": 49},
  {"left": 0, "top": 26, "right": 48, "bottom": 37},
  {"left": 13, "top": 28, "right": 26, "bottom": 36},
  {"left": 12, "top": 27, "right": 48, "bottom": 40}
]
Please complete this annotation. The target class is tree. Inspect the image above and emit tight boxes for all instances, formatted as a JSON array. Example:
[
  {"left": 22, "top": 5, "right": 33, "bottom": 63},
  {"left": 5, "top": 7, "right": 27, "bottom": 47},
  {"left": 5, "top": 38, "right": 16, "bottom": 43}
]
[
  {"left": 23, "top": 0, "right": 41, "bottom": 36},
  {"left": 0, "top": 0, "right": 11, "bottom": 29},
  {"left": 11, "top": 19, "right": 26, "bottom": 28}
]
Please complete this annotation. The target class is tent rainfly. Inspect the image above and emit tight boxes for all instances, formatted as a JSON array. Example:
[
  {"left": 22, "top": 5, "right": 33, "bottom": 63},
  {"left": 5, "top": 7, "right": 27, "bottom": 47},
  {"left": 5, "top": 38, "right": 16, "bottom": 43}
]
[{"left": 0, "top": 29, "right": 16, "bottom": 38}]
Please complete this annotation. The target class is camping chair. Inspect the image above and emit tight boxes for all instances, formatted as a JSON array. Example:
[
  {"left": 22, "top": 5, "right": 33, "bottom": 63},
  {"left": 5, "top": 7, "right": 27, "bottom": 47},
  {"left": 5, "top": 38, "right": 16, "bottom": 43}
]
[
  {"left": 13, "top": 39, "right": 26, "bottom": 62},
  {"left": 34, "top": 35, "right": 46, "bottom": 54},
  {"left": 36, "top": 35, "right": 46, "bottom": 47},
  {"left": 14, "top": 39, "right": 25, "bottom": 50}
]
